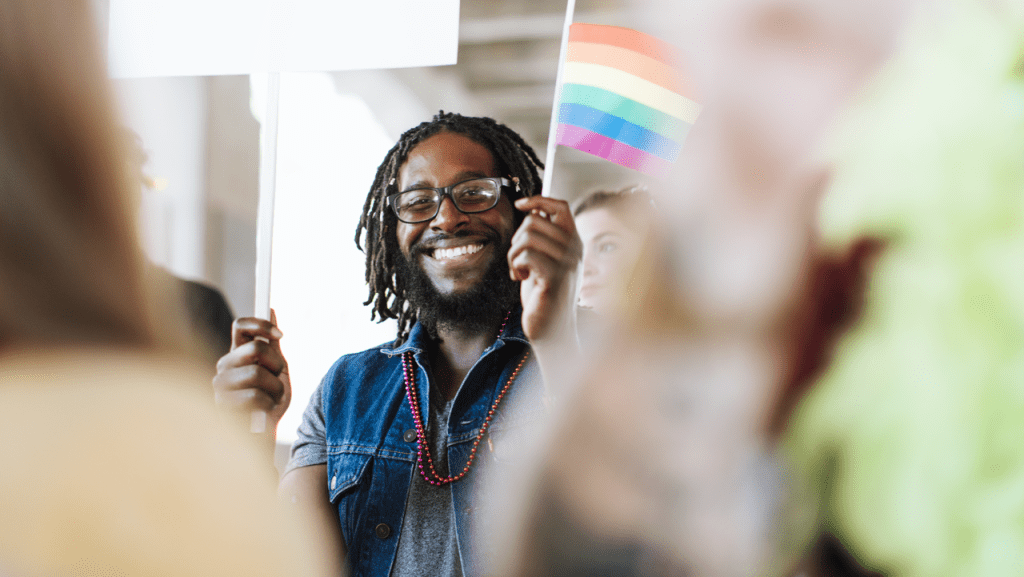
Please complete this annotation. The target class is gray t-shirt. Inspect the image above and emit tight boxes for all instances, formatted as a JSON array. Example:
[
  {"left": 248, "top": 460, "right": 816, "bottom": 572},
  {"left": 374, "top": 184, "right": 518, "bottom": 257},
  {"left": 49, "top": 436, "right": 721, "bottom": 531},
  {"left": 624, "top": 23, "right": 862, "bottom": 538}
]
[
  {"left": 286, "top": 379, "right": 462, "bottom": 577},
  {"left": 389, "top": 386, "right": 463, "bottom": 577}
]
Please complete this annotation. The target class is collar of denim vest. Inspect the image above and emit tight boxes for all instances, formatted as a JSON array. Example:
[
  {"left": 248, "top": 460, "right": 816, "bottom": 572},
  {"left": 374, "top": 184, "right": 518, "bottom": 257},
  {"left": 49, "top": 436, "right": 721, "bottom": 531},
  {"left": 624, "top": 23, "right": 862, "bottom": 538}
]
[{"left": 379, "top": 304, "right": 529, "bottom": 357}]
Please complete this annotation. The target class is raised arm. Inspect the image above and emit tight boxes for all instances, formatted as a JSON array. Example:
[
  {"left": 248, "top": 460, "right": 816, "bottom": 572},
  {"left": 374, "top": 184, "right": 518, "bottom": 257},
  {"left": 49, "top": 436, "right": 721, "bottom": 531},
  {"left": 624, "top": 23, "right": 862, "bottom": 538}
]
[{"left": 508, "top": 195, "right": 583, "bottom": 391}]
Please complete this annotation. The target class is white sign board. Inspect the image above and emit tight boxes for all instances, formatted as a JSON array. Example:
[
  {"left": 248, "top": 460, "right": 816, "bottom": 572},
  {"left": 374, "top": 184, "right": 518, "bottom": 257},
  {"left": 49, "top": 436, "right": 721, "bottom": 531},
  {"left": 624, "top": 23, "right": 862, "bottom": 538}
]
[{"left": 108, "top": 0, "right": 459, "bottom": 78}]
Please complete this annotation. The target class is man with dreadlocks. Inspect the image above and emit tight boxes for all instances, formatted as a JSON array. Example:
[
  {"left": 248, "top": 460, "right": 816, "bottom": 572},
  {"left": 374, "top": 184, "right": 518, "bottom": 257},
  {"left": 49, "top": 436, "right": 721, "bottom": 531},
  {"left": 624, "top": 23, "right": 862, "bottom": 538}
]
[{"left": 213, "top": 112, "right": 581, "bottom": 576}]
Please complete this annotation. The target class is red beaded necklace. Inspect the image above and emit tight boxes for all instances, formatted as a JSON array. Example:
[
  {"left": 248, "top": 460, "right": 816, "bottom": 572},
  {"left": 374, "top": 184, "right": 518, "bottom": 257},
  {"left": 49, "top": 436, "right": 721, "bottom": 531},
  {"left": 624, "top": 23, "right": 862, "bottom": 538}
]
[{"left": 402, "top": 312, "right": 529, "bottom": 486}]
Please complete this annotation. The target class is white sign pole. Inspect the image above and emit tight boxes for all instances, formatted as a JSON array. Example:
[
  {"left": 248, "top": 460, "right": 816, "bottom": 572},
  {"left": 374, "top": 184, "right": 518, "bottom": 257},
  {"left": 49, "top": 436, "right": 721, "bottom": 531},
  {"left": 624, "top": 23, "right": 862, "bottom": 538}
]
[
  {"left": 250, "top": 71, "right": 281, "bottom": 433},
  {"left": 541, "top": 0, "right": 577, "bottom": 197},
  {"left": 254, "top": 72, "right": 281, "bottom": 322}
]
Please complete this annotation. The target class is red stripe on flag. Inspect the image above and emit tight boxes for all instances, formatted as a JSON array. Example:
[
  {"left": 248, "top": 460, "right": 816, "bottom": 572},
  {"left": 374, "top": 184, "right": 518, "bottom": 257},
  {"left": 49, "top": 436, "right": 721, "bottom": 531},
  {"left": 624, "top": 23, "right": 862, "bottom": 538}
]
[
  {"left": 568, "top": 23, "right": 680, "bottom": 68},
  {"left": 557, "top": 123, "right": 673, "bottom": 176}
]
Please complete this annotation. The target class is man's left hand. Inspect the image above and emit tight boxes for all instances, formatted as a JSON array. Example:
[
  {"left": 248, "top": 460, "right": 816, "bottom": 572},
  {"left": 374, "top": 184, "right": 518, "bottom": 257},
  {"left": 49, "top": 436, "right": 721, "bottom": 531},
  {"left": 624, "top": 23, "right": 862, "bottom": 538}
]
[{"left": 508, "top": 196, "right": 582, "bottom": 342}]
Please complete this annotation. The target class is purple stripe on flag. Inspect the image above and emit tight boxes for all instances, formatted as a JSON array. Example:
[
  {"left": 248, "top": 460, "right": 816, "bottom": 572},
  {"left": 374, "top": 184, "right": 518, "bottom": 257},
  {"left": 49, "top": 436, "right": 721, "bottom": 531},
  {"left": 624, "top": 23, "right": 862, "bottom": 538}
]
[{"left": 557, "top": 124, "right": 673, "bottom": 176}]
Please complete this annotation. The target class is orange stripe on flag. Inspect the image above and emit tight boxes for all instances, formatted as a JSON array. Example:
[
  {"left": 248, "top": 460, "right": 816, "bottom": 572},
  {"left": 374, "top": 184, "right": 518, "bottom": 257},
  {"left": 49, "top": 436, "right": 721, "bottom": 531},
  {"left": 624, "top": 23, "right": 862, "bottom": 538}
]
[
  {"left": 567, "top": 41, "right": 697, "bottom": 101},
  {"left": 568, "top": 23, "right": 679, "bottom": 67}
]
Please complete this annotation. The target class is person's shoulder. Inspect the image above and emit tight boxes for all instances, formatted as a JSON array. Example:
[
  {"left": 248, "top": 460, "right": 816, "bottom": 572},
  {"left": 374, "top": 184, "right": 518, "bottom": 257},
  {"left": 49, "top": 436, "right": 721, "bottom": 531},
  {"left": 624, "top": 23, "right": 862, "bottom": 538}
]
[
  {"left": 317, "top": 340, "right": 409, "bottom": 416},
  {"left": 332, "top": 338, "right": 403, "bottom": 363},
  {"left": 320, "top": 339, "right": 405, "bottom": 382}
]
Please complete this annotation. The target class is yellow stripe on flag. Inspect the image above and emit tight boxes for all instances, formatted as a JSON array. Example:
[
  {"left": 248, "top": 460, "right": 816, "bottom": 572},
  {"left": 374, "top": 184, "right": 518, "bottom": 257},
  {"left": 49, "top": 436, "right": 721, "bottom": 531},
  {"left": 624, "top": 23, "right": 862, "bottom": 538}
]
[
  {"left": 567, "top": 41, "right": 696, "bottom": 99},
  {"left": 563, "top": 61, "right": 700, "bottom": 124}
]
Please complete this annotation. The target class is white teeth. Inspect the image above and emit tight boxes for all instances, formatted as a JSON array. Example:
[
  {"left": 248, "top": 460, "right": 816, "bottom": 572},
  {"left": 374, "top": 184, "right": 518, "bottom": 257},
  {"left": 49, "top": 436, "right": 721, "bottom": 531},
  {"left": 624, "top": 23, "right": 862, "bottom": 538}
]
[{"left": 433, "top": 244, "right": 484, "bottom": 260}]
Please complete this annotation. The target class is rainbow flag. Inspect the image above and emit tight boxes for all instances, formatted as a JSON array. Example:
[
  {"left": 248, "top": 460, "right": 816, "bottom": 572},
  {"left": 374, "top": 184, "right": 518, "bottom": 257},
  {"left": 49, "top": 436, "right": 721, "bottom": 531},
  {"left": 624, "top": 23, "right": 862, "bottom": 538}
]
[{"left": 556, "top": 23, "right": 698, "bottom": 177}]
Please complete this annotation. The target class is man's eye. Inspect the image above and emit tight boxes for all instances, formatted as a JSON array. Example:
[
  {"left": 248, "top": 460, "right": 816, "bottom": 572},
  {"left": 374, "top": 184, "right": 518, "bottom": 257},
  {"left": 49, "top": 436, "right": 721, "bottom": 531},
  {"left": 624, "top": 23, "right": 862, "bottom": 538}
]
[
  {"left": 456, "top": 185, "right": 492, "bottom": 198},
  {"left": 455, "top": 185, "right": 496, "bottom": 208},
  {"left": 401, "top": 192, "right": 436, "bottom": 208}
]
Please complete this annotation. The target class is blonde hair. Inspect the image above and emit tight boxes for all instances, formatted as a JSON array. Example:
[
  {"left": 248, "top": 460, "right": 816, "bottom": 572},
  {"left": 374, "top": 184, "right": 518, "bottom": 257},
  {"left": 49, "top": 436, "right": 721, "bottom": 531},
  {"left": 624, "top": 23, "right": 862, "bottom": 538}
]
[
  {"left": 572, "top": 184, "right": 654, "bottom": 230},
  {"left": 0, "top": 0, "right": 178, "bottom": 351}
]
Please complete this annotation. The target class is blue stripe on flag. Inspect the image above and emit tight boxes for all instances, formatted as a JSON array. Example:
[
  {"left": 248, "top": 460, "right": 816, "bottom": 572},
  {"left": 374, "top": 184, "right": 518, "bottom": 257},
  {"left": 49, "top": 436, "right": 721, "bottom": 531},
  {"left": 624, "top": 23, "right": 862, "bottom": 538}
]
[{"left": 557, "top": 102, "right": 681, "bottom": 161}]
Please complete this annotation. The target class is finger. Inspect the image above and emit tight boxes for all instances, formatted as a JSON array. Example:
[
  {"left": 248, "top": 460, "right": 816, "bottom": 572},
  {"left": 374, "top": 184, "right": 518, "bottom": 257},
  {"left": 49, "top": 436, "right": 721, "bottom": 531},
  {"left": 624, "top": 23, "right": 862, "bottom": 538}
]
[
  {"left": 514, "top": 195, "right": 570, "bottom": 213},
  {"left": 213, "top": 363, "right": 286, "bottom": 403},
  {"left": 512, "top": 214, "right": 582, "bottom": 260},
  {"left": 216, "top": 339, "right": 287, "bottom": 376},
  {"left": 219, "top": 339, "right": 287, "bottom": 375},
  {"left": 509, "top": 248, "right": 562, "bottom": 283},
  {"left": 509, "top": 213, "right": 578, "bottom": 280},
  {"left": 509, "top": 226, "right": 582, "bottom": 269},
  {"left": 508, "top": 239, "right": 577, "bottom": 278},
  {"left": 231, "top": 317, "right": 284, "bottom": 349},
  {"left": 215, "top": 343, "right": 263, "bottom": 374},
  {"left": 515, "top": 197, "right": 575, "bottom": 228},
  {"left": 515, "top": 210, "right": 575, "bottom": 241},
  {"left": 268, "top": 309, "right": 283, "bottom": 345}
]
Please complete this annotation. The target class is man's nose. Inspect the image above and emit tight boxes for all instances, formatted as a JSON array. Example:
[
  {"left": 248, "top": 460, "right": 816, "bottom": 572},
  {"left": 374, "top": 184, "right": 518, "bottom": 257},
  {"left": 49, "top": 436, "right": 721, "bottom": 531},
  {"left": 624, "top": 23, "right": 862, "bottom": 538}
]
[{"left": 429, "top": 196, "right": 470, "bottom": 231}]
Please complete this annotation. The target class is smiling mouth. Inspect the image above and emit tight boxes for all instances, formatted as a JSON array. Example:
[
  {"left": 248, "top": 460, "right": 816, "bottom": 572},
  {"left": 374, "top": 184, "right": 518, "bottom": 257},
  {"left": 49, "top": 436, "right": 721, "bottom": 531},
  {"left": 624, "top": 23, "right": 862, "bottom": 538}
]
[{"left": 431, "top": 243, "right": 485, "bottom": 260}]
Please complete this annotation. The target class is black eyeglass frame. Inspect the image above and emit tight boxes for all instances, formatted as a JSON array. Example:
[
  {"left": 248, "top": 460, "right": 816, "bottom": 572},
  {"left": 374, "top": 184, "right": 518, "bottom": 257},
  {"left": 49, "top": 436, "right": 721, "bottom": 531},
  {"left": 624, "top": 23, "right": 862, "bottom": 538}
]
[{"left": 385, "top": 176, "right": 519, "bottom": 224}]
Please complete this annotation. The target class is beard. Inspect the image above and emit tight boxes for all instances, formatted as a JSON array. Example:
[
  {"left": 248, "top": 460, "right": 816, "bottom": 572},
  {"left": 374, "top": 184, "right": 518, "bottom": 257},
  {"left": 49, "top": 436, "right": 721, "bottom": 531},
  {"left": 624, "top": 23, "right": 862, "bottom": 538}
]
[{"left": 397, "top": 236, "right": 520, "bottom": 340}]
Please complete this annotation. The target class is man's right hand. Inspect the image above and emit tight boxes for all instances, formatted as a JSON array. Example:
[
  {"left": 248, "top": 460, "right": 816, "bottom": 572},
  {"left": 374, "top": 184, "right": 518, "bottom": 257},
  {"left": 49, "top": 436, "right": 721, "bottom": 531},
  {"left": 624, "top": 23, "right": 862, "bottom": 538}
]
[{"left": 213, "top": 311, "right": 291, "bottom": 436}]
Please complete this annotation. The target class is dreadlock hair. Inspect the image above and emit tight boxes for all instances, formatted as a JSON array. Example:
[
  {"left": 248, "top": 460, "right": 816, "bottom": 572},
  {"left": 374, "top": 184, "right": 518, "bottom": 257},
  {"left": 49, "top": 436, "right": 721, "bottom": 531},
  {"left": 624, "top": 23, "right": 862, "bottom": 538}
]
[{"left": 355, "top": 111, "right": 545, "bottom": 343}]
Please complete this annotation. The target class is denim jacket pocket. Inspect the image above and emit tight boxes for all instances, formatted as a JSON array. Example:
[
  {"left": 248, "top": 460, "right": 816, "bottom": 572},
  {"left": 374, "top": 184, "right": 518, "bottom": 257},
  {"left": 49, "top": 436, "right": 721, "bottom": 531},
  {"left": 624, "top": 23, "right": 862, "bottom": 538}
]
[
  {"left": 327, "top": 451, "right": 371, "bottom": 503},
  {"left": 327, "top": 450, "right": 374, "bottom": 561},
  {"left": 326, "top": 450, "right": 412, "bottom": 576}
]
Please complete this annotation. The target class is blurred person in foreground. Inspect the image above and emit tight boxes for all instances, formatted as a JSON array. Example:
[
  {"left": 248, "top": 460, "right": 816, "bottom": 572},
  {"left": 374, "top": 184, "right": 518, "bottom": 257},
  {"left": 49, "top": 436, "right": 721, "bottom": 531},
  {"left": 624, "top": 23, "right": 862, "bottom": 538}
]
[
  {"left": 477, "top": 0, "right": 912, "bottom": 574},
  {"left": 543, "top": 184, "right": 883, "bottom": 576},
  {"left": 0, "top": 2, "right": 329, "bottom": 576},
  {"left": 213, "top": 112, "right": 581, "bottom": 575}
]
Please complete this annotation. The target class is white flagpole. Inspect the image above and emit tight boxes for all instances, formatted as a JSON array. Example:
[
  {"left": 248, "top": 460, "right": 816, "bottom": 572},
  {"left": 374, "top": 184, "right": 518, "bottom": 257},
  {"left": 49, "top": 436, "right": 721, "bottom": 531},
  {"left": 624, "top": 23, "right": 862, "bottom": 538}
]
[
  {"left": 251, "top": 71, "right": 281, "bottom": 434},
  {"left": 541, "top": 0, "right": 577, "bottom": 197},
  {"left": 254, "top": 71, "right": 280, "bottom": 322}
]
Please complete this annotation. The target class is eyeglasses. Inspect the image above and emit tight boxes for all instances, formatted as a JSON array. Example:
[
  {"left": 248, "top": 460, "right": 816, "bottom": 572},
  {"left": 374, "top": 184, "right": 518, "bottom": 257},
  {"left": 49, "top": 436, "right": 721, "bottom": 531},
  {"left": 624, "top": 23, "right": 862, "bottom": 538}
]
[{"left": 386, "top": 177, "right": 517, "bottom": 224}]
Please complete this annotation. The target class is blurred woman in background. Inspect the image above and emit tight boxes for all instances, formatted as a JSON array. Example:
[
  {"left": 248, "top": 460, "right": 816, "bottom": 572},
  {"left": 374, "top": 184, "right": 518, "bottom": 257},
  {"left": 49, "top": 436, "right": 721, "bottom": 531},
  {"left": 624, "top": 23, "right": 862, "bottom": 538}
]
[
  {"left": 0, "top": 1, "right": 327, "bottom": 575},
  {"left": 574, "top": 185, "right": 654, "bottom": 315}
]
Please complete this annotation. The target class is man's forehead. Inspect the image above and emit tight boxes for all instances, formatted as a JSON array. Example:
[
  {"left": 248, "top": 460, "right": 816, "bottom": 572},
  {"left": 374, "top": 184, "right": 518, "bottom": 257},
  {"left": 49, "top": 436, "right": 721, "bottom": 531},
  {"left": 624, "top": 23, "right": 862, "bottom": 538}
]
[{"left": 397, "top": 132, "right": 498, "bottom": 188}]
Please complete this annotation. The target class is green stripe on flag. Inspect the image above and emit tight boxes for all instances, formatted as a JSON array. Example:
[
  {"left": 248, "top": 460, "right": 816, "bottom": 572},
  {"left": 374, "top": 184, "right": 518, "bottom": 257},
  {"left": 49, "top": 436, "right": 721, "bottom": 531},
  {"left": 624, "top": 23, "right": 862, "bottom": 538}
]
[{"left": 561, "top": 83, "right": 689, "bottom": 140}]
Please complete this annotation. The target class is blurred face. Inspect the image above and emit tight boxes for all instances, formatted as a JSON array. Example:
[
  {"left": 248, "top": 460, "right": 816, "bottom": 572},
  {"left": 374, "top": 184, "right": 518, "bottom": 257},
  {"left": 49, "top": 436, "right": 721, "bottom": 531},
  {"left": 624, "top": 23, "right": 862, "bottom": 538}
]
[
  {"left": 395, "top": 131, "right": 517, "bottom": 296},
  {"left": 576, "top": 207, "right": 645, "bottom": 311}
]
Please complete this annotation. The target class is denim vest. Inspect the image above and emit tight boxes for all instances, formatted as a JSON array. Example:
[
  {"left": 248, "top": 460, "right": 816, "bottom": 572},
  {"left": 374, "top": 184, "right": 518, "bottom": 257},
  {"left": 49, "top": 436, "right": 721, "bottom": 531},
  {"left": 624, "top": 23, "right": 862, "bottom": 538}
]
[{"left": 321, "top": 312, "right": 539, "bottom": 576}]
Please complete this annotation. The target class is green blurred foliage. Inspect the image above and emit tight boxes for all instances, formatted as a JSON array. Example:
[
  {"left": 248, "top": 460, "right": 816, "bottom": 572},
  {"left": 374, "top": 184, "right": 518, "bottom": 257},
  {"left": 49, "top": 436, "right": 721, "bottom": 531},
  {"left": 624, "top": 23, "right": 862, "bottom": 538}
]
[{"left": 786, "top": 1, "right": 1024, "bottom": 575}]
